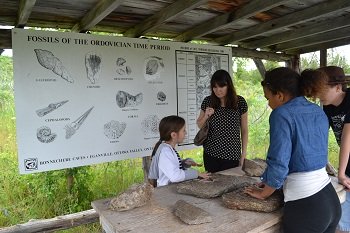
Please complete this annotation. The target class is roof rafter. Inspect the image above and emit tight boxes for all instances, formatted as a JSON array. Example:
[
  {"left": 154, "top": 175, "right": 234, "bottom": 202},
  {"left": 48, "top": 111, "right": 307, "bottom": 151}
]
[
  {"left": 244, "top": 14, "right": 350, "bottom": 49},
  {"left": 231, "top": 47, "right": 293, "bottom": 61},
  {"left": 16, "top": 0, "right": 37, "bottom": 28},
  {"left": 71, "top": 0, "right": 125, "bottom": 32},
  {"left": 174, "top": 0, "right": 290, "bottom": 42},
  {"left": 124, "top": 0, "right": 209, "bottom": 38},
  {"left": 276, "top": 26, "right": 350, "bottom": 51},
  {"left": 288, "top": 37, "right": 350, "bottom": 54},
  {"left": 215, "top": 0, "right": 350, "bottom": 45}
]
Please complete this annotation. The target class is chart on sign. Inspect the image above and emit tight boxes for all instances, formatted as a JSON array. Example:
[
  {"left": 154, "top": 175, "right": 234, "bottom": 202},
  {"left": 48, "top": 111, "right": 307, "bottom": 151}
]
[{"left": 175, "top": 51, "right": 230, "bottom": 145}]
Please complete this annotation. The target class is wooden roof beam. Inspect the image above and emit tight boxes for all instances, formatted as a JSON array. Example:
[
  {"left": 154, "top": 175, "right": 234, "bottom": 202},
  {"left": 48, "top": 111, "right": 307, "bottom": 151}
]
[
  {"left": 174, "top": 0, "right": 290, "bottom": 42},
  {"left": 286, "top": 37, "right": 350, "bottom": 55},
  {"left": 71, "top": 0, "right": 125, "bottom": 32},
  {"left": 275, "top": 26, "right": 350, "bottom": 51},
  {"left": 124, "top": 0, "right": 209, "bottom": 38},
  {"left": 231, "top": 47, "right": 293, "bottom": 61},
  {"left": 0, "top": 29, "right": 12, "bottom": 49},
  {"left": 244, "top": 14, "right": 350, "bottom": 49},
  {"left": 215, "top": 0, "right": 350, "bottom": 45},
  {"left": 16, "top": 0, "right": 37, "bottom": 28}
]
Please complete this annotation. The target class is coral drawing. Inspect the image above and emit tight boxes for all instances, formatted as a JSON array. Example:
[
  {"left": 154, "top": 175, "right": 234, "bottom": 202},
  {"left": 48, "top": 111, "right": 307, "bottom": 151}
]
[
  {"left": 144, "top": 56, "right": 164, "bottom": 81},
  {"left": 34, "top": 49, "right": 74, "bottom": 83},
  {"left": 116, "top": 91, "right": 143, "bottom": 108},
  {"left": 104, "top": 120, "right": 126, "bottom": 140},
  {"left": 116, "top": 57, "right": 132, "bottom": 75},
  {"left": 157, "top": 91, "right": 166, "bottom": 102},
  {"left": 85, "top": 52, "right": 101, "bottom": 84},
  {"left": 141, "top": 115, "right": 160, "bottom": 136},
  {"left": 36, "top": 100, "right": 69, "bottom": 117},
  {"left": 65, "top": 107, "right": 94, "bottom": 139},
  {"left": 37, "top": 126, "right": 57, "bottom": 143}
]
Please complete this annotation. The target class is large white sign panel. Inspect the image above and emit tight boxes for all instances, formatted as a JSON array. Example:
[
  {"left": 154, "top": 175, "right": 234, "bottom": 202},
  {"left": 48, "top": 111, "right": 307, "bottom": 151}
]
[{"left": 12, "top": 29, "right": 231, "bottom": 174}]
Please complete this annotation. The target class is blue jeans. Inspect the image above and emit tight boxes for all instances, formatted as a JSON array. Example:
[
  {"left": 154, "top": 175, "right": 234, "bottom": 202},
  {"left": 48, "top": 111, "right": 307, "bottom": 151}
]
[{"left": 338, "top": 191, "right": 350, "bottom": 231}]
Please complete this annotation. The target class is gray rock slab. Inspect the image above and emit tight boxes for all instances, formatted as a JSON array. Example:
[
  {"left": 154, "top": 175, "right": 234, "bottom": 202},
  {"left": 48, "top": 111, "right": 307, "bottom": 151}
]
[
  {"left": 242, "top": 158, "right": 267, "bottom": 177},
  {"left": 176, "top": 174, "right": 256, "bottom": 198},
  {"left": 174, "top": 200, "right": 212, "bottom": 225}
]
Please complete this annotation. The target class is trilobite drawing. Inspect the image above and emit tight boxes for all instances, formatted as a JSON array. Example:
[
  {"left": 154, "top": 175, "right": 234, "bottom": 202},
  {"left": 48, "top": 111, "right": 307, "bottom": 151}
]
[
  {"left": 144, "top": 56, "right": 164, "bottom": 81},
  {"left": 85, "top": 52, "right": 101, "bottom": 84},
  {"left": 37, "top": 126, "right": 57, "bottom": 143},
  {"left": 104, "top": 120, "right": 126, "bottom": 140},
  {"left": 65, "top": 107, "right": 94, "bottom": 139},
  {"left": 157, "top": 91, "right": 166, "bottom": 102},
  {"left": 116, "top": 91, "right": 143, "bottom": 108},
  {"left": 116, "top": 57, "right": 132, "bottom": 75},
  {"left": 36, "top": 100, "right": 68, "bottom": 117},
  {"left": 34, "top": 49, "right": 74, "bottom": 83},
  {"left": 141, "top": 115, "right": 160, "bottom": 136}
]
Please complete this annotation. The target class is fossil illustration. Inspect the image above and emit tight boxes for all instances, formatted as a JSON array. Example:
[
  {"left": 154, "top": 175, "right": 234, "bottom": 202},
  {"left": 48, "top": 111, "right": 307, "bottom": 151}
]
[
  {"left": 65, "top": 107, "right": 94, "bottom": 139},
  {"left": 85, "top": 52, "right": 101, "bottom": 84},
  {"left": 144, "top": 56, "right": 164, "bottom": 81},
  {"left": 37, "top": 126, "right": 57, "bottom": 143},
  {"left": 116, "top": 91, "right": 143, "bottom": 108},
  {"left": 34, "top": 49, "right": 74, "bottom": 83},
  {"left": 36, "top": 100, "right": 69, "bottom": 117},
  {"left": 157, "top": 91, "right": 166, "bottom": 102},
  {"left": 116, "top": 57, "right": 132, "bottom": 76},
  {"left": 141, "top": 115, "right": 160, "bottom": 136},
  {"left": 104, "top": 120, "right": 126, "bottom": 140}
]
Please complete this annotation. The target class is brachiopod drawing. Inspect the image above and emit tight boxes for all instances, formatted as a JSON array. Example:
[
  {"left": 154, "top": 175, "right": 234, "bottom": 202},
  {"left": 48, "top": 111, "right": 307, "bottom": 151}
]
[
  {"left": 65, "top": 107, "right": 94, "bottom": 139},
  {"left": 116, "top": 91, "right": 143, "bottom": 108},
  {"left": 36, "top": 100, "right": 69, "bottom": 117},
  {"left": 37, "top": 126, "right": 57, "bottom": 143},
  {"left": 104, "top": 120, "right": 126, "bottom": 140},
  {"left": 141, "top": 115, "right": 160, "bottom": 136},
  {"left": 85, "top": 52, "right": 101, "bottom": 84},
  {"left": 116, "top": 57, "right": 132, "bottom": 76},
  {"left": 34, "top": 49, "right": 74, "bottom": 83},
  {"left": 157, "top": 91, "right": 166, "bottom": 102},
  {"left": 144, "top": 56, "right": 164, "bottom": 81}
]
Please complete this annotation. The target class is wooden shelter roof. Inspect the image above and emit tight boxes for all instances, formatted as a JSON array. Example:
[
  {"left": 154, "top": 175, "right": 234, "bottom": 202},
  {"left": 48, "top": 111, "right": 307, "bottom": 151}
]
[{"left": 1, "top": 0, "right": 350, "bottom": 60}]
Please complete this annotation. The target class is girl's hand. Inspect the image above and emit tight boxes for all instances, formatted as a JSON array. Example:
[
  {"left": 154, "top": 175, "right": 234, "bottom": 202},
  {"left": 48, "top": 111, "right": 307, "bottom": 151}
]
[
  {"left": 338, "top": 175, "right": 350, "bottom": 190},
  {"left": 183, "top": 158, "right": 202, "bottom": 167},
  {"left": 198, "top": 172, "right": 211, "bottom": 180},
  {"left": 244, "top": 185, "right": 266, "bottom": 200}
]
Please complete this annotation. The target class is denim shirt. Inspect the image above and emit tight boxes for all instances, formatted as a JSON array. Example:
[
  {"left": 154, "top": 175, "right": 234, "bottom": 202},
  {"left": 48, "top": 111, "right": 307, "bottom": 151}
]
[{"left": 261, "top": 96, "right": 329, "bottom": 189}]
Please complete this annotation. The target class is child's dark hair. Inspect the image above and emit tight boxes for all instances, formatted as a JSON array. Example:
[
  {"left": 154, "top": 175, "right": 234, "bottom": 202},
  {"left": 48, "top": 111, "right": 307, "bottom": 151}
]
[
  {"left": 210, "top": 69, "right": 238, "bottom": 110},
  {"left": 151, "top": 115, "right": 185, "bottom": 157},
  {"left": 261, "top": 67, "right": 327, "bottom": 98}
]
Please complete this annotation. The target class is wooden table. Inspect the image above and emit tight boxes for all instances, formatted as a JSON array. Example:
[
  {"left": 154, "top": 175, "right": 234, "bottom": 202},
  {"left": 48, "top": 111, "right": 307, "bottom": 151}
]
[{"left": 92, "top": 168, "right": 345, "bottom": 233}]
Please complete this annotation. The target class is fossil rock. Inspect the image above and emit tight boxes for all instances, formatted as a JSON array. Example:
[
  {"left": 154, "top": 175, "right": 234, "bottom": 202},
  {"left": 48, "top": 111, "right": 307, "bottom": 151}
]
[
  {"left": 34, "top": 49, "right": 73, "bottom": 83},
  {"left": 242, "top": 158, "right": 267, "bottom": 177},
  {"left": 222, "top": 188, "right": 283, "bottom": 212},
  {"left": 116, "top": 91, "right": 143, "bottom": 108},
  {"left": 109, "top": 182, "right": 154, "bottom": 211},
  {"left": 174, "top": 200, "right": 212, "bottom": 225},
  {"left": 176, "top": 174, "right": 256, "bottom": 198}
]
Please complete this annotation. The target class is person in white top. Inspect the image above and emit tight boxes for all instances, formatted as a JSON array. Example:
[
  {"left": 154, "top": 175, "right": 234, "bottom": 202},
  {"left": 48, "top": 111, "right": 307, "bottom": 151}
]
[{"left": 148, "top": 115, "right": 210, "bottom": 187}]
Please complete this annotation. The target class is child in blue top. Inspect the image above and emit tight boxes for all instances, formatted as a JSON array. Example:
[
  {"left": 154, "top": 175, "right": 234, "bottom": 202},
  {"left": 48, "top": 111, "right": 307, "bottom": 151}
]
[
  {"left": 244, "top": 67, "right": 341, "bottom": 233},
  {"left": 148, "top": 115, "right": 210, "bottom": 187}
]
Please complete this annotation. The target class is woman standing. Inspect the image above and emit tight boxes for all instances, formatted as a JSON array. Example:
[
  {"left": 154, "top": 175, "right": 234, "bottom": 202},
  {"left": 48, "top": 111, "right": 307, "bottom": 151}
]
[
  {"left": 244, "top": 67, "right": 341, "bottom": 233},
  {"left": 196, "top": 69, "right": 248, "bottom": 173},
  {"left": 317, "top": 66, "right": 350, "bottom": 233}
]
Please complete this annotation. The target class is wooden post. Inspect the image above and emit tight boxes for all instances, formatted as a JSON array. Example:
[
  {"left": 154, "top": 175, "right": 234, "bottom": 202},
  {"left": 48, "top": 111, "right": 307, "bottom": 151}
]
[
  {"left": 142, "top": 156, "right": 152, "bottom": 182},
  {"left": 253, "top": 58, "right": 266, "bottom": 79},
  {"left": 320, "top": 49, "right": 327, "bottom": 67},
  {"left": 286, "top": 55, "right": 300, "bottom": 73}
]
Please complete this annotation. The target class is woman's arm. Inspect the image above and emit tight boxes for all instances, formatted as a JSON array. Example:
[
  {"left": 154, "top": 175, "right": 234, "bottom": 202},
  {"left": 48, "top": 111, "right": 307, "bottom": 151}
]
[
  {"left": 339, "top": 123, "right": 350, "bottom": 189},
  {"left": 240, "top": 112, "right": 248, "bottom": 166},
  {"left": 196, "top": 108, "right": 214, "bottom": 128},
  {"left": 244, "top": 183, "right": 276, "bottom": 200}
]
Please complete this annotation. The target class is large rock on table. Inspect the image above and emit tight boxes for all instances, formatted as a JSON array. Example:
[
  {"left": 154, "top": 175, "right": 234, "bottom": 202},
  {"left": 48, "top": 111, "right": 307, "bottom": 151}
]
[
  {"left": 176, "top": 174, "right": 256, "bottom": 198},
  {"left": 222, "top": 188, "right": 283, "bottom": 212},
  {"left": 242, "top": 158, "right": 267, "bottom": 177},
  {"left": 174, "top": 200, "right": 212, "bottom": 225},
  {"left": 109, "top": 182, "right": 154, "bottom": 211}
]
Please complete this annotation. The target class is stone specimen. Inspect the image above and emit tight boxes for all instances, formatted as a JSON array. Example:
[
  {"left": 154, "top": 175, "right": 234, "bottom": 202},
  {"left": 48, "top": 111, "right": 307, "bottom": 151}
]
[
  {"left": 174, "top": 200, "right": 212, "bottom": 225},
  {"left": 109, "top": 182, "right": 154, "bottom": 211},
  {"left": 242, "top": 158, "right": 267, "bottom": 177},
  {"left": 222, "top": 187, "right": 283, "bottom": 212},
  {"left": 176, "top": 174, "right": 256, "bottom": 198}
]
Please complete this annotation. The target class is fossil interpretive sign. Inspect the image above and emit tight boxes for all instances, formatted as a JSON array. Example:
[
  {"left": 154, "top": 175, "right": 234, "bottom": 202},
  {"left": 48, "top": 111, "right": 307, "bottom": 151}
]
[{"left": 12, "top": 29, "right": 231, "bottom": 174}]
